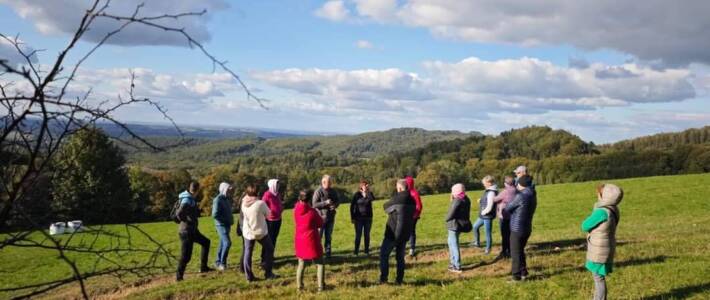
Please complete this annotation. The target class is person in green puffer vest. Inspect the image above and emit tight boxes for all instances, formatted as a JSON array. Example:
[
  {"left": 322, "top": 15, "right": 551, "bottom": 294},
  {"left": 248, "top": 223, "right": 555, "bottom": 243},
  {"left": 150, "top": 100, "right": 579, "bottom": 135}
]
[{"left": 581, "top": 183, "right": 623, "bottom": 300}]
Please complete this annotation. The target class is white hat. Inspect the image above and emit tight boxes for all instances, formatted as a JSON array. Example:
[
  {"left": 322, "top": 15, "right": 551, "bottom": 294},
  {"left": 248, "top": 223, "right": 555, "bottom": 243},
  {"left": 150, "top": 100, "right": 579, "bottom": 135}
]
[{"left": 513, "top": 165, "right": 527, "bottom": 173}]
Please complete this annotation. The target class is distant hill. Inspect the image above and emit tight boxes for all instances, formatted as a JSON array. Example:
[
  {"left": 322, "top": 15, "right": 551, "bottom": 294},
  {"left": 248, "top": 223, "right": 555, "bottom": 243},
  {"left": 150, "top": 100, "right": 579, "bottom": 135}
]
[{"left": 602, "top": 126, "right": 710, "bottom": 151}]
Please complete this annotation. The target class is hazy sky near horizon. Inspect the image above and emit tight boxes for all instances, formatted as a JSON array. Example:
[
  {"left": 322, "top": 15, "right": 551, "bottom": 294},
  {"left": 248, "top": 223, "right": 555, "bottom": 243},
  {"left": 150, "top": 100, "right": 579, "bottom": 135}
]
[{"left": 1, "top": 0, "right": 709, "bottom": 143}]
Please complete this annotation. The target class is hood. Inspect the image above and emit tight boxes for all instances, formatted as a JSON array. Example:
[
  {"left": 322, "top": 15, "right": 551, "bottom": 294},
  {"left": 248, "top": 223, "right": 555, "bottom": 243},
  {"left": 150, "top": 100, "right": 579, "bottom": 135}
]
[
  {"left": 597, "top": 184, "right": 623, "bottom": 207},
  {"left": 242, "top": 195, "right": 258, "bottom": 208},
  {"left": 218, "top": 182, "right": 231, "bottom": 197},
  {"left": 294, "top": 201, "right": 309, "bottom": 217},
  {"left": 267, "top": 179, "right": 279, "bottom": 196},
  {"left": 405, "top": 176, "right": 415, "bottom": 191},
  {"left": 451, "top": 183, "right": 466, "bottom": 200}
]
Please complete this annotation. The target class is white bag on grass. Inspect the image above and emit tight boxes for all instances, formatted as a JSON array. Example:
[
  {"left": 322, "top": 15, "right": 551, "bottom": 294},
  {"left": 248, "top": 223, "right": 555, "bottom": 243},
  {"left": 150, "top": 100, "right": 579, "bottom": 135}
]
[
  {"left": 66, "top": 220, "right": 83, "bottom": 233},
  {"left": 49, "top": 222, "right": 66, "bottom": 235}
]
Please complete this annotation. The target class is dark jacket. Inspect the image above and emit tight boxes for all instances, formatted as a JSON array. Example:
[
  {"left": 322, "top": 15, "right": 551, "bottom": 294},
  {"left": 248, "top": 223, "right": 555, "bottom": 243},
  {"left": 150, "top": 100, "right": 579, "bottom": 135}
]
[
  {"left": 312, "top": 187, "right": 339, "bottom": 222},
  {"left": 504, "top": 188, "right": 537, "bottom": 234},
  {"left": 383, "top": 191, "right": 415, "bottom": 244},
  {"left": 177, "top": 191, "right": 200, "bottom": 232},
  {"left": 479, "top": 188, "right": 498, "bottom": 219},
  {"left": 212, "top": 194, "right": 234, "bottom": 226},
  {"left": 350, "top": 191, "right": 374, "bottom": 220},
  {"left": 445, "top": 196, "right": 471, "bottom": 232}
]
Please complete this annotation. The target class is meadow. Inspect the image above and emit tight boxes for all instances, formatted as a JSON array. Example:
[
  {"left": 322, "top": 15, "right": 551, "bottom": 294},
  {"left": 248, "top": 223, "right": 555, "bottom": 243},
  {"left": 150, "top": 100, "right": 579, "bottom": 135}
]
[{"left": 1, "top": 173, "right": 709, "bottom": 299}]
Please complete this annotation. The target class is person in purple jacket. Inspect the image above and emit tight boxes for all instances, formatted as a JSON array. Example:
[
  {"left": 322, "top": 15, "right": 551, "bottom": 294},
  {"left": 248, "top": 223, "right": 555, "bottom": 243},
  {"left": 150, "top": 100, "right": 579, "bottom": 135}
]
[{"left": 493, "top": 176, "right": 516, "bottom": 259}]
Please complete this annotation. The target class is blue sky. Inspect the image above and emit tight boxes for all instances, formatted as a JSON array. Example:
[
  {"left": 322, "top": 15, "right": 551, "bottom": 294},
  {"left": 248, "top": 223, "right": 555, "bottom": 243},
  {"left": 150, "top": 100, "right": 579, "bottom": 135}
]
[{"left": 1, "top": 0, "right": 709, "bottom": 143}]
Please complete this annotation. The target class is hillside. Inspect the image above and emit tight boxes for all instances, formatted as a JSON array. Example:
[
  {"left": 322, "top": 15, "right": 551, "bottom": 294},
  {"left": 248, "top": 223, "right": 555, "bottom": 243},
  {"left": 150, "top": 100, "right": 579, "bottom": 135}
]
[{"left": 2, "top": 173, "right": 709, "bottom": 299}]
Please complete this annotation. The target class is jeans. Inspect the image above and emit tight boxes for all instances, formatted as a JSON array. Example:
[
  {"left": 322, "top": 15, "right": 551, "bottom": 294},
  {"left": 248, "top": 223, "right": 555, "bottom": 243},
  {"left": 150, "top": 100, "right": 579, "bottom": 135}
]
[
  {"left": 320, "top": 218, "right": 335, "bottom": 256},
  {"left": 263, "top": 220, "right": 281, "bottom": 265},
  {"left": 214, "top": 224, "right": 232, "bottom": 267},
  {"left": 510, "top": 231, "right": 531, "bottom": 279},
  {"left": 473, "top": 217, "right": 493, "bottom": 251},
  {"left": 409, "top": 218, "right": 419, "bottom": 254},
  {"left": 243, "top": 235, "right": 274, "bottom": 280},
  {"left": 593, "top": 273, "right": 607, "bottom": 300},
  {"left": 353, "top": 218, "right": 372, "bottom": 255},
  {"left": 499, "top": 218, "right": 511, "bottom": 256},
  {"left": 447, "top": 230, "right": 461, "bottom": 269},
  {"left": 296, "top": 258, "right": 325, "bottom": 290},
  {"left": 176, "top": 229, "right": 210, "bottom": 279},
  {"left": 379, "top": 237, "right": 407, "bottom": 283}
]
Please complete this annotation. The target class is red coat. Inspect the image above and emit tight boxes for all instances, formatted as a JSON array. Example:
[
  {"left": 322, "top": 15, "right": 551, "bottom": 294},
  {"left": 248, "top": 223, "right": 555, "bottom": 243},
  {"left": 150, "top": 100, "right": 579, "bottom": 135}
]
[
  {"left": 293, "top": 201, "right": 324, "bottom": 260},
  {"left": 406, "top": 176, "right": 423, "bottom": 219}
]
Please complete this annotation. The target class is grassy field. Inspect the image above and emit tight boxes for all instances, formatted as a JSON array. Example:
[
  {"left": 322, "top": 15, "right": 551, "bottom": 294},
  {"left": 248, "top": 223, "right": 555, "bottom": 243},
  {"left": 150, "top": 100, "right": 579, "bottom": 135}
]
[{"left": 2, "top": 173, "right": 709, "bottom": 299}]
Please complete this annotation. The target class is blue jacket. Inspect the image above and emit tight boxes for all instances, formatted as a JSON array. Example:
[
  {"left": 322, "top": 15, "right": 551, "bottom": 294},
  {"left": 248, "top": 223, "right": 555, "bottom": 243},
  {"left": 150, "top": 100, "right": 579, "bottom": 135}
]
[
  {"left": 177, "top": 191, "right": 200, "bottom": 232},
  {"left": 212, "top": 194, "right": 234, "bottom": 226},
  {"left": 504, "top": 187, "right": 537, "bottom": 233}
]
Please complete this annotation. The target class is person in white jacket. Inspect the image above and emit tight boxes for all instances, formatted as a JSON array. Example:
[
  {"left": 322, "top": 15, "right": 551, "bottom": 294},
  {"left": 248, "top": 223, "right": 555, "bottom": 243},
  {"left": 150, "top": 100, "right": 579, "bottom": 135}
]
[
  {"left": 471, "top": 175, "right": 498, "bottom": 254},
  {"left": 241, "top": 184, "right": 278, "bottom": 281}
]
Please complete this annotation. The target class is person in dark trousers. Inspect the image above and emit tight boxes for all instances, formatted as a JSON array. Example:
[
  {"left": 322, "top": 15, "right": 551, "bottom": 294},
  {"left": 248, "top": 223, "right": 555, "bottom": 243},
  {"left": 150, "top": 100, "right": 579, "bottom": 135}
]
[
  {"left": 176, "top": 181, "right": 212, "bottom": 281},
  {"left": 493, "top": 176, "right": 516, "bottom": 259},
  {"left": 504, "top": 175, "right": 537, "bottom": 282},
  {"left": 405, "top": 176, "right": 423, "bottom": 257},
  {"left": 212, "top": 182, "right": 234, "bottom": 271},
  {"left": 582, "top": 183, "right": 623, "bottom": 300},
  {"left": 350, "top": 180, "right": 374, "bottom": 256},
  {"left": 445, "top": 183, "right": 472, "bottom": 273},
  {"left": 241, "top": 183, "right": 278, "bottom": 281},
  {"left": 379, "top": 179, "right": 415, "bottom": 285},
  {"left": 261, "top": 179, "right": 283, "bottom": 269},
  {"left": 312, "top": 175, "right": 339, "bottom": 258}
]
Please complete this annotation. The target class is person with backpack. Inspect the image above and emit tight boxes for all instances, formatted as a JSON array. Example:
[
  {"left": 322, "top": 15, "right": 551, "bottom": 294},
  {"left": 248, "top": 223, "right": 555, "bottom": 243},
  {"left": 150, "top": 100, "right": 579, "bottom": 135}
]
[
  {"left": 175, "top": 181, "right": 212, "bottom": 281},
  {"left": 471, "top": 175, "right": 497, "bottom": 254},
  {"left": 350, "top": 180, "right": 374, "bottom": 256},
  {"left": 241, "top": 183, "right": 278, "bottom": 281},
  {"left": 294, "top": 190, "right": 326, "bottom": 292},
  {"left": 405, "top": 176, "right": 423, "bottom": 257},
  {"left": 212, "top": 182, "right": 234, "bottom": 271},
  {"left": 504, "top": 175, "right": 537, "bottom": 282},
  {"left": 582, "top": 184, "right": 623, "bottom": 300},
  {"left": 379, "top": 179, "right": 415, "bottom": 285},
  {"left": 445, "top": 183, "right": 472, "bottom": 273}
]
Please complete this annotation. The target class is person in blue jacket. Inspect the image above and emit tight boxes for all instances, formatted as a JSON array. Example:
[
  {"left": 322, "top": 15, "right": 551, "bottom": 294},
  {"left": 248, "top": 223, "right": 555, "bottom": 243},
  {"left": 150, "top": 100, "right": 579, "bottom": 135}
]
[
  {"left": 504, "top": 175, "right": 537, "bottom": 282},
  {"left": 212, "top": 182, "right": 234, "bottom": 271}
]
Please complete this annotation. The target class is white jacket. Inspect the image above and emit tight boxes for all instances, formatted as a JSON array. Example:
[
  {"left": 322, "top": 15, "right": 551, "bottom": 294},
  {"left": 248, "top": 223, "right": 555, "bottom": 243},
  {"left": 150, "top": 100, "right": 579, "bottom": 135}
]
[{"left": 241, "top": 197, "right": 270, "bottom": 240}]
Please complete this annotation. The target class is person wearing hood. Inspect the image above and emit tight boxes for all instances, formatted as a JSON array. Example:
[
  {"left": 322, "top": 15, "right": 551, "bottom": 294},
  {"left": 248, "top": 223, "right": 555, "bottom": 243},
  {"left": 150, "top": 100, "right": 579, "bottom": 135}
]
[
  {"left": 582, "top": 184, "right": 623, "bottom": 300},
  {"left": 312, "top": 175, "right": 339, "bottom": 258},
  {"left": 504, "top": 175, "right": 537, "bottom": 282},
  {"left": 212, "top": 182, "right": 234, "bottom": 271},
  {"left": 379, "top": 179, "right": 415, "bottom": 285},
  {"left": 262, "top": 179, "right": 284, "bottom": 265},
  {"left": 445, "top": 183, "right": 472, "bottom": 273},
  {"left": 176, "top": 181, "right": 212, "bottom": 281},
  {"left": 294, "top": 190, "right": 326, "bottom": 292},
  {"left": 405, "top": 176, "right": 423, "bottom": 257},
  {"left": 493, "top": 176, "right": 516, "bottom": 259},
  {"left": 471, "top": 175, "right": 498, "bottom": 254},
  {"left": 241, "top": 183, "right": 278, "bottom": 281},
  {"left": 350, "top": 180, "right": 374, "bottom": 256}
]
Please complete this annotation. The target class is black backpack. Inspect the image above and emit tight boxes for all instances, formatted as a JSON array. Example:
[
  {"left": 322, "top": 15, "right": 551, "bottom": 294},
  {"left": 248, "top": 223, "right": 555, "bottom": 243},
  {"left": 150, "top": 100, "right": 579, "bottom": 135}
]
[{"left": 169, "top": 199, "right": 182, "bottom": 224}]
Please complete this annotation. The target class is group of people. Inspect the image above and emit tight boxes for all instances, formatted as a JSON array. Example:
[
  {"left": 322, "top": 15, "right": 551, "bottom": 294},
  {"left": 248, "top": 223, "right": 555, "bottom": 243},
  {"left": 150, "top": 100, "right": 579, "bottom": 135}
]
[{"left": 173, "top": 166, "right": 623, "bottom": 299}]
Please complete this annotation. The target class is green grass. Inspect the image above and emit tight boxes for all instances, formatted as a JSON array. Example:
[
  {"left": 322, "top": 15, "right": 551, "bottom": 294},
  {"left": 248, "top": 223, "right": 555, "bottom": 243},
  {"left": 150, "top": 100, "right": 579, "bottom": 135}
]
[{"left": 2, "top": 173, "right": 710, "bottom": 299}]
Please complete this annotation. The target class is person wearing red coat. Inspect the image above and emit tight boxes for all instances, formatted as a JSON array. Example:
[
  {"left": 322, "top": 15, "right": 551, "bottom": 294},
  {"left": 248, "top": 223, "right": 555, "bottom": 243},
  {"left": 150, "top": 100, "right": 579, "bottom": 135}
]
[
  {"left": 406, "top": 176, "right": 423, "bottom": 257},
  {"left": 293, "top": 190, "right": 325, "bottom": 292}
]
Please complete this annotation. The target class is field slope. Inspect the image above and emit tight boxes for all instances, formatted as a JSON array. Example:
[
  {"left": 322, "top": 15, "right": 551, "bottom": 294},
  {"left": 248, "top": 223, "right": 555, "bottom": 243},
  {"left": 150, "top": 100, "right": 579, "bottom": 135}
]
[{"left": 1, "top": 173, "right": 709, "bottom": 299}]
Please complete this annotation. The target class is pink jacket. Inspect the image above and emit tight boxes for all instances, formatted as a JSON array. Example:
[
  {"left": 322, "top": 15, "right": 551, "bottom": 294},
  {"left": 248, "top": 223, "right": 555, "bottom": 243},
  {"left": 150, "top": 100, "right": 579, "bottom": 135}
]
[
  {"left": 494, "top": 184, "right": 516, "bottom": 220},
  {"left": 262, "top": 191, "right": 283, "bottom": 221},
  {"left": 406, "top": 176, "right": 423, "bottom": 219}
]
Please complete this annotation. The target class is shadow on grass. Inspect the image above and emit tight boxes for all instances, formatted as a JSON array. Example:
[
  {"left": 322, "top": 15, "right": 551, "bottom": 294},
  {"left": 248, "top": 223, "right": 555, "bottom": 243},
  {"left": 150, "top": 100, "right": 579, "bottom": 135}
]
[
  {"left": 527, "top": 238, "right": 633, "bottom": 256},
  {"left": 524, "top": 255, "right": 673, "bottom": 281},
  {"left": 640, "top": 282, "right": 710, "bottom": 300},
  {"left": 461, "top": 255, "right": 503, "bottom": 271}
]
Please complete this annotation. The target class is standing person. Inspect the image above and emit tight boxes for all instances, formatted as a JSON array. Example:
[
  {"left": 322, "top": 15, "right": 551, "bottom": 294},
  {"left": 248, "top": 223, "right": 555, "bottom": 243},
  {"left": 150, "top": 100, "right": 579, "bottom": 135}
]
[
  {"left": 494, "top": 176, "right": 516, "bottom": 259},
  {"left": 582, "top": 184, "right": 623, "bottom": 300},
  {"left": 405, "top": 176, "right": 423, "bottom": 257},
  {"left": 262, "top": 179, "right": 283, "bottom": 265},
  {"left": 350, "top": 180, "right": 374, "bottom": 256},
  {"left": 212, "top": 182, "right": 234, "bottom": 271},
  {"left": 445, "top": 183, "right": 472, "bottom": 273},
  {"left": 312, "top": 175, "right": 339, "bottom": 258},
  {"left": 471, "top": 176, "right": 497, "bottom": 254},
  {"left": 514, "top": 166, "right": 536, "bottom": 191},
  {"left": 176, "top": 181, "right": 212, "bottom": 281},
  {"left": 379, "top": 179, "right": 415, "bottom": 285},
  {"left": 235, "top": 194, "right": 245, "bottom": 273},
  {"left": 294, "top": 190, "right": 326, "bottom": 292},
  {"left": 241, "top": 183, "right": 278, "bottom": 281},
  {"left": 504, "top": 175, "right": 537, "bottom": 282}
]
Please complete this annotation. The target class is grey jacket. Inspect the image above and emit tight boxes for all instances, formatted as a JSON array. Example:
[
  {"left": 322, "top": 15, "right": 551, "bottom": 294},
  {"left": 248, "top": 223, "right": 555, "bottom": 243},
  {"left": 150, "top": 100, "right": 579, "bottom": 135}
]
[{"left": 312, "top": 187, "right": 339, "bottom": 222}]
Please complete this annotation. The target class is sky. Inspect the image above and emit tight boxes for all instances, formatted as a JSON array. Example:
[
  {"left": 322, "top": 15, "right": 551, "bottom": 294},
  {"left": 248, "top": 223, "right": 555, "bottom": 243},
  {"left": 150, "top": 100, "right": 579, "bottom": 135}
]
[{"left": 1, "top": 0, "right": 709, "bottom": 143}]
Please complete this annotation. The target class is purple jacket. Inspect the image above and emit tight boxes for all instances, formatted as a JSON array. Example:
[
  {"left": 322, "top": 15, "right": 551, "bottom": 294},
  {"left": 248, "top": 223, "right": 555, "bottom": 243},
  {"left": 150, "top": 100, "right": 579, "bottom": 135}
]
[{"left": 494, "top": 184, "right": 516, "bottom": 220}]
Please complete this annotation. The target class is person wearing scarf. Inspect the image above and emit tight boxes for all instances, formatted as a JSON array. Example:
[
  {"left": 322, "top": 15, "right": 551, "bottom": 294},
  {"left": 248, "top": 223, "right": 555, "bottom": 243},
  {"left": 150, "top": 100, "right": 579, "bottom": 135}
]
[
  {"left": 445, "top": 183, "right": 472, "bottom": 273},
  {"left": 212, "top": 182, "right": 234, "bottom": 271}
]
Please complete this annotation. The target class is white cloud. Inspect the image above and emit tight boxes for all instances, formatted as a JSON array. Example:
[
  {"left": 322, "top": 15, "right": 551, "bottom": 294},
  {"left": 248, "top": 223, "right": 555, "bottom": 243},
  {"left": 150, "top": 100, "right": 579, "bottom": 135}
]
[
  {"left": 316, "top": 0, "right": 710, "bottom": 66},
  {"left": 355, "top": 40, "right": 374, "bottom": 49},
  {"left": 0, "top": 35, "right": 38, "bottom": 67},
  {"left": 1, "top": 0, "right": 228, "bottom": 47},
  {"left": 314, "top": 0, "right": 351, "bottom": 22}
]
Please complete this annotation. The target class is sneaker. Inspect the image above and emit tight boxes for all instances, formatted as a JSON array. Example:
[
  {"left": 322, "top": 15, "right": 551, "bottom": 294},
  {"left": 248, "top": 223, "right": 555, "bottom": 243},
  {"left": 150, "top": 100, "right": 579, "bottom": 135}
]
[
  {"left": 448, "top": 266, "right": 463, "bottom": 274},
  {"left": 216, "top": 264, "right": 226, "bottom": 271},
  {"left": 470, "top": 242, "right": 481, "bottom": 248},
  {"left": 521, "top": 275, "right": 528, "bottom": 281},
  {"left": 484, "top": 249, "right": 490, "bottom": 255}
]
